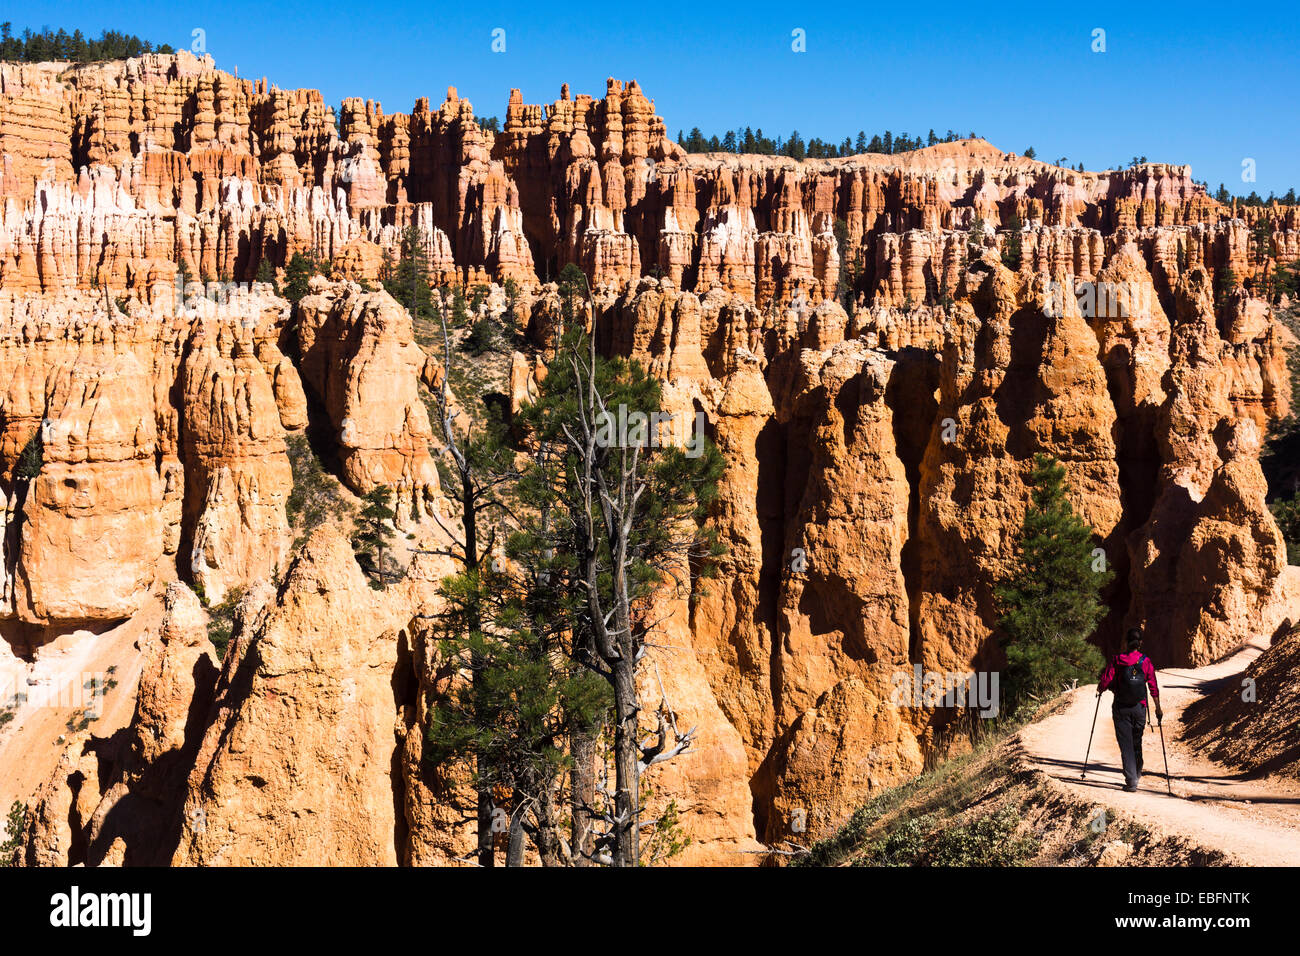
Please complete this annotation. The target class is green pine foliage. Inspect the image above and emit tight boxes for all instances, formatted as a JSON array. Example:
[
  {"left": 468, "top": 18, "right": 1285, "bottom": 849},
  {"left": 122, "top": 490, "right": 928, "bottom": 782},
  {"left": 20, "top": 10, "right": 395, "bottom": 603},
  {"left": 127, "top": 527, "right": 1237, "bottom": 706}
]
[
  {"left": 995, "top": 454, "right": 1109, "bottom": 710},
  {"left": 676, "top": 126, "right": 968, "bottom": 158},
  {"left": 283, "top": 252, "right": 323, "bottom": 303},
  {"left": 285, "top": 433, "right": 353, "bottom": 546},
  {"left": 204, "top": 590, "right": 242, "bottom": 661},
  {"left": 501, "top": 278, "right": 521, "bottom": 336},
  {"left": 450, "top": 286, "right": 471, "bottom": 328},
  {"left": 424, "top": 565, "right": 611, "bottom": 821},
  {"left": 255, "top": 257, "right": 280, "bottom": 294},
  {"left": 554, "top": 263, "right": 588, "bottom": 339},
  {"left": 382, "top": 224, "right": 436, "bottom": 323},
  {"left": 15, "top": 428, "right": 43, "bottom": 479},
  {"left": 437, "top": 323, "right": 724, "bottom": 864},
  {"left": 1000, "top": 213, "right": 1023, "bottom": 271},
  {"left": 833, "top": 217, "right": 862, "bottom": 311},
  {"left": 0, "top": 24, "right": 175, "bottom": 62},
  {"left": 352, "top": 486, "right": 397, "bottom": 588},
  {"left": 1, "top": 801, "right": 25, "bottom": 866},
  {"left": 463, "top": 317, "right": 498, "bottom": 356},
  {"left": 967, "top": 215, "right": 985, "bottom": 256},
  {"left": 518, "top": 326, "right": 727, "bottom": 604},
  {"left": 1270, "top": 263, "right": 1298, "bottom": 305},
  {"left": 282, "top": 252, "right": 320, "bottom": 306},
  {"left": 1270, "top": 492, "right": 1300, "bottom": 565},
  {"left": 1214, "top": 266, "right": 1238, "bottom": 308}
]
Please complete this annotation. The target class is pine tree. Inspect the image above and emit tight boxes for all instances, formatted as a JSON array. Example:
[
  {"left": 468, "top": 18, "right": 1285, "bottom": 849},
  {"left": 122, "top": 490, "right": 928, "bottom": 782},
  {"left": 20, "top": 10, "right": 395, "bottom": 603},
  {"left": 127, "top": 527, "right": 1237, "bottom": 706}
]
[
  {"left": 283, "top": 252, "right": 315, "bottom": 305},
  {"left": 1251, "top": 218, "right": 1272, "bottom": 265},
  {"left": 515, "top": 323, "right": 725, "bottom": 865},
  {"left": 1270, "top": 491, "right": 1300, "bottom": 565},
  {"left": 425, "top": 524, "right": 610, "bottom": 866},
  {"left": 255, "top": 256, "right": 279, "bottom": 294},
  {"left": 785, "top": 130, "right": 806, "bottom": 160},
  {"left": 501, "top": 277, "right": 521, "bottom": 338},
  {"left": 833, "top": 217, "right": 859, "bottom": 311},
  {"left": 967, "top": 214, "right": 986, "bottom": 256},
  {"left": 1271, "top": 262, "right": 1297, "bottom": 304},
  {"left": 1, "top": 801, "right": 26, "bottom": 866},
  {"left": 1001, "top": 213, "right": 1023, "bottom": 271},
  {"left": 556, "top": 263, "right": 587, "bottom": 338},
  {"left": 382, "top": 224, "right": 434, "bottom": 322},
  {"left": 15, "top": 428, "right": 43, "bottom": 479},
  {"left": 352, "top": 486, "right": 397, "bottom": 587},
  {"left": 1214, "top": 266, "right": 1237, "bottom": 308},
  {"left": 464, "top": 316, "right": 497, "bottom": 355},
  {"left": 995, "top": 454, "right": 1110, "bottom": 710}
]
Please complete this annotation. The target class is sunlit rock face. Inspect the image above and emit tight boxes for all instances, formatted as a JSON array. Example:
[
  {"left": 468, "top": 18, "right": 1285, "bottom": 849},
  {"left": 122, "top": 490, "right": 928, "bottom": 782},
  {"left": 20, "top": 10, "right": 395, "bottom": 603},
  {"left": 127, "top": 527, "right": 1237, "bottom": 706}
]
[{"left": 5, "top": 52, "right": 1296, "bottom": 858}]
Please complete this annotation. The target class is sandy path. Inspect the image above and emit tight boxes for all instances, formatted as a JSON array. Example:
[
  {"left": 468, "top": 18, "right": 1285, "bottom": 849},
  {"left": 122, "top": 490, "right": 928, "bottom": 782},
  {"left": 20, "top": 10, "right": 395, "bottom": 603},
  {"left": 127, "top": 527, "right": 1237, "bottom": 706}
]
[{"left": 1019, "top": 636, "right": 1300, "bottom": 866}]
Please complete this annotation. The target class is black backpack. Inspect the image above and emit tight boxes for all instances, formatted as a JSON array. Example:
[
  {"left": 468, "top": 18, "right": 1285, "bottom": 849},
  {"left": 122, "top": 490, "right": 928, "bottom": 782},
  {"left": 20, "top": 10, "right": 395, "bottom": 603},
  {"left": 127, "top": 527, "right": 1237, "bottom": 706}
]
[{"left": 1112, "top": 654, "right": 1148, "bottom": 707}]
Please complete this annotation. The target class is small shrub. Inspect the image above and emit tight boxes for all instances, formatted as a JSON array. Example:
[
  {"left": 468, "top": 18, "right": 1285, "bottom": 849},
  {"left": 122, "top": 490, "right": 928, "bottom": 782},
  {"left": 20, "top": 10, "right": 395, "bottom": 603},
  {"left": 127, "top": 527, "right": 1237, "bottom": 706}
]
[
  {"left": 206, "top": 591, "right": 242, "bottom": 661},
  {"left": 286, "top": 433, "right": 352, "bottom": 545},
  {"left": 463, "top": 316, "right": 498, "bottom": 356},
  {"left": 1, "top": 801, "right": 26, "bottom": 867},
  {"left": 862, "top": 806, "right": 1038, "bottom": 867},
  {"left": 15, "top": 430, "right": 42, "bottom": 479}
]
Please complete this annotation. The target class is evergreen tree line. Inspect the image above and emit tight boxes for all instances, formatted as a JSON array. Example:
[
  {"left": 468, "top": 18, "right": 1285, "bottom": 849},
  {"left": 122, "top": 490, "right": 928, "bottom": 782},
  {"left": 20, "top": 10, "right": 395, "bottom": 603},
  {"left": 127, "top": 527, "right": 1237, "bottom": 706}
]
[
  {"left": 677, "top": 126, "right": 980, "bottom": 159},
  {"left": 1213, "top": 184, "right": 1298, "bottom": 207},
  {"left": 0, "top": 23, "right": 175, "bottom": 62}
]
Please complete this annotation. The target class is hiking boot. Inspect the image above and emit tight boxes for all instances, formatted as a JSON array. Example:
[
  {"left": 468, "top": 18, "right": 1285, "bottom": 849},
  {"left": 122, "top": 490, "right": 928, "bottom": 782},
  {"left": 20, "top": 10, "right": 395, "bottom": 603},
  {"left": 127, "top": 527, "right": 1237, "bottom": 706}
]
[{"left": 1122, "top": 783, "right": 1138, "bottom": 792}]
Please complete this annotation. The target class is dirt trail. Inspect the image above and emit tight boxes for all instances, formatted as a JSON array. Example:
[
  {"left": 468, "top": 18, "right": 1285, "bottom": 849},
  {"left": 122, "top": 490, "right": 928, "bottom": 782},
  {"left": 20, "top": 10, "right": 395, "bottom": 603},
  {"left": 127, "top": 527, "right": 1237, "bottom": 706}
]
[{"left": 1019, "top": 636, "right": 1300, "bottom": 866}]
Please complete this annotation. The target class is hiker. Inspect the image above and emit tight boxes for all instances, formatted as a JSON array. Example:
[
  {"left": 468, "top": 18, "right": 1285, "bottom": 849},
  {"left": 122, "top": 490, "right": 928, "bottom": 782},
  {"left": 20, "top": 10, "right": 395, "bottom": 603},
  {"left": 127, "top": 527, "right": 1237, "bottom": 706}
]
[{"left": 1096, "top": 627, "right": 1162, "bottom": 792}]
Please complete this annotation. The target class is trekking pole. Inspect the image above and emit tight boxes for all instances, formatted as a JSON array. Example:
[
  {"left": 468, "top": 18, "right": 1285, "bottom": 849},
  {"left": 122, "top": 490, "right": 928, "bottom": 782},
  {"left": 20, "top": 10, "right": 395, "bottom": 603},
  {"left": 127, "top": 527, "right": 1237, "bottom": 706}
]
[
  {"left": 1081, "top": 692, "right": 1102, "bottom": 778},
  {"left": 1158, "top": 719, "right": 1172, "bottom": 796},
  {"left": 1154, "top": 672, "right": 1172, "bottom": 796}
]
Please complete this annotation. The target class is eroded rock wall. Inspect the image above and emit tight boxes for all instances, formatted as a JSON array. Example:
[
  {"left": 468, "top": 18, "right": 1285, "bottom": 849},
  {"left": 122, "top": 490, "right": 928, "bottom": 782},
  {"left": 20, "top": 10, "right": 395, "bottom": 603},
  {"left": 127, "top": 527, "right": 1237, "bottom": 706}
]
[{"left": 6, "top": 52, "right": 1295, "bottom": 861}]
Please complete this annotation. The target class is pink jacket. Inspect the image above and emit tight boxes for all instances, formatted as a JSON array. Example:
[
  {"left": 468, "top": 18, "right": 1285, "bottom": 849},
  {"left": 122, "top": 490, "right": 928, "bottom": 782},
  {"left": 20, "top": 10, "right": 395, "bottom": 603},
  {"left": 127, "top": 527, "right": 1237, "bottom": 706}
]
[{"left": 1098, "top": 650, "right": 1159, "bottom": 705}]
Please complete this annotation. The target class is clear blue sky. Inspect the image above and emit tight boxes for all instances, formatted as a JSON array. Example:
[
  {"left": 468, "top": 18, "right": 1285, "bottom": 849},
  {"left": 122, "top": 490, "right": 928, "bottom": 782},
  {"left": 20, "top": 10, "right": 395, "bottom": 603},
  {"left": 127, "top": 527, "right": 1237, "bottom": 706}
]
[{"left": 9, "top": 1, "right": 1299, "bottom": 195}]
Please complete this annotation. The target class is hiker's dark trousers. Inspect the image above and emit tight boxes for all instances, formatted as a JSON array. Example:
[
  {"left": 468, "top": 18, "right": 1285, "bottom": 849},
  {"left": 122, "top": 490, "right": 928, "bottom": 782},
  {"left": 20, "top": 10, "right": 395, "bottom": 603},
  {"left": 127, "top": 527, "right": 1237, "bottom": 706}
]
[{"left": 1112, "top": 702, "right": 1147, "bottom": 788}]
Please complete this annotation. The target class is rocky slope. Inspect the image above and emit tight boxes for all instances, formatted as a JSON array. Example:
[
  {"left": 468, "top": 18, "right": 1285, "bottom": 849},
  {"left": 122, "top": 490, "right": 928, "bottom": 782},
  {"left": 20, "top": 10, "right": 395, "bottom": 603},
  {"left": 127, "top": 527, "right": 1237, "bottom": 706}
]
[
  {"left": 2, "top": 51, "right": 1297, "bottom": 862},
  {"left": 1182, "top": 611, "right": 1300, "bottom": 780}
]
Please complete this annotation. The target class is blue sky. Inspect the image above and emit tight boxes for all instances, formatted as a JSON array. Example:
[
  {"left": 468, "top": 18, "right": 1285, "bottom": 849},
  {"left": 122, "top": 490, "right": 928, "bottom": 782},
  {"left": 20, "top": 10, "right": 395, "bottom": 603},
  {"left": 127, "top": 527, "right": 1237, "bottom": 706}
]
[{"left": 8, "top": 1, "right": 1299, "bottom": 194}]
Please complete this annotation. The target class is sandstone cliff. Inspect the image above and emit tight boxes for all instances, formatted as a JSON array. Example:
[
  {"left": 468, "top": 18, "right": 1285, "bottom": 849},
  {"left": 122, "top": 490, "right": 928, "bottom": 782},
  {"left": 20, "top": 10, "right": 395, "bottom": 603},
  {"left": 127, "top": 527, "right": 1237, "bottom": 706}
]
[{"left": 4, "top": 51, "right": 1296, "bottom": 862}]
